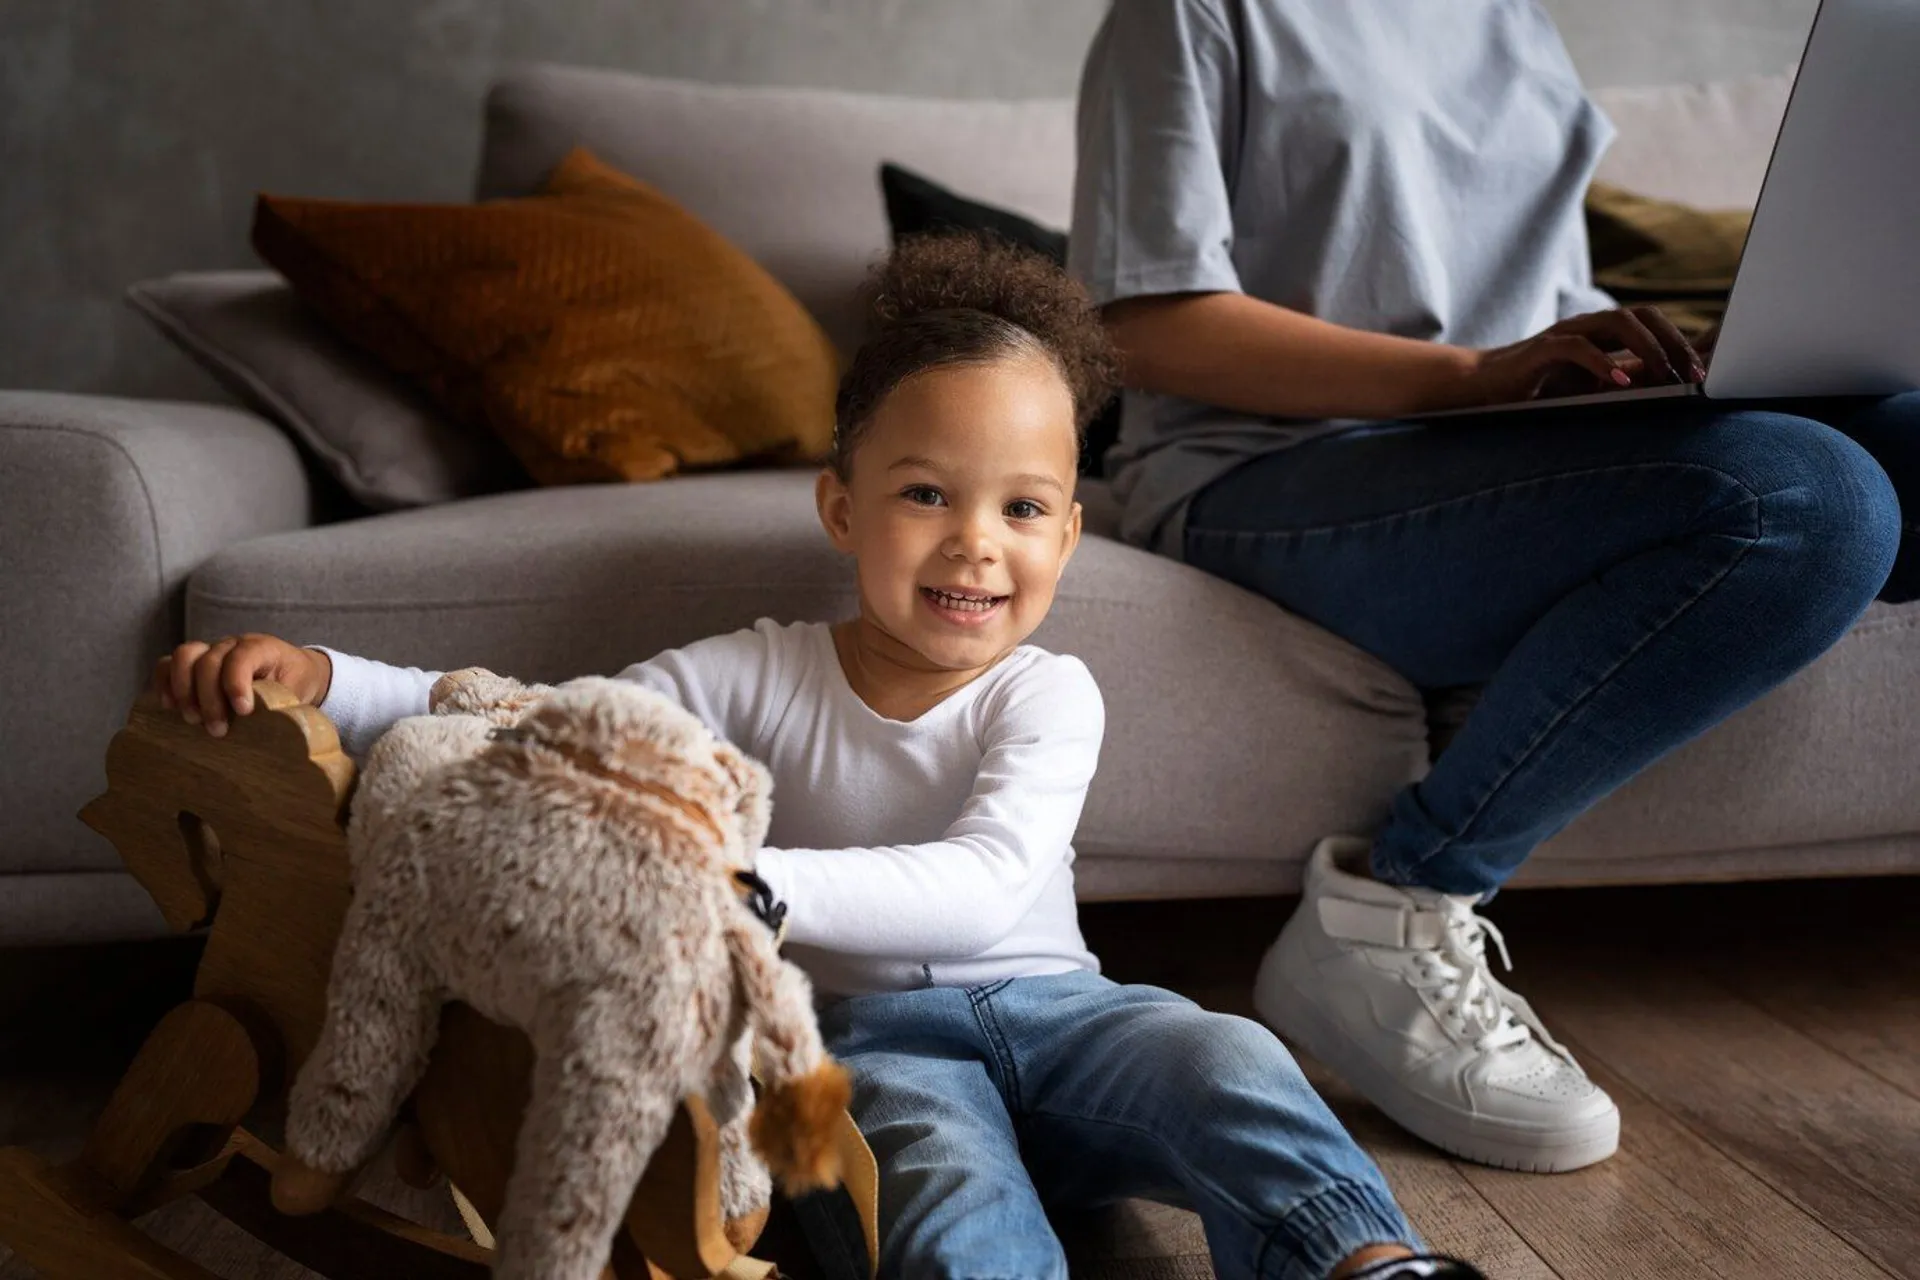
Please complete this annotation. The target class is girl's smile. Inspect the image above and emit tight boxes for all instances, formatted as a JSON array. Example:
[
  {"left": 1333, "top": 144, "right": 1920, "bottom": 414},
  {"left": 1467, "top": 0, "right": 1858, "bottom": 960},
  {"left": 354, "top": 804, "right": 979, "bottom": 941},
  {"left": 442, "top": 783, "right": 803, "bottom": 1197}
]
[{"left": 919, "top": 585, "right": 1009, "bottom": 626}]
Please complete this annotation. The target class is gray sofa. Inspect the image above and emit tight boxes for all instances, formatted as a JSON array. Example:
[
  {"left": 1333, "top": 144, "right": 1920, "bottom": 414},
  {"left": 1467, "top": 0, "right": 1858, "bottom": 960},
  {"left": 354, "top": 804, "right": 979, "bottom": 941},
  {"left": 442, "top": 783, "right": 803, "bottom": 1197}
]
[{"left": 6, "top": 63, "right": 1917, "bottom": 949}]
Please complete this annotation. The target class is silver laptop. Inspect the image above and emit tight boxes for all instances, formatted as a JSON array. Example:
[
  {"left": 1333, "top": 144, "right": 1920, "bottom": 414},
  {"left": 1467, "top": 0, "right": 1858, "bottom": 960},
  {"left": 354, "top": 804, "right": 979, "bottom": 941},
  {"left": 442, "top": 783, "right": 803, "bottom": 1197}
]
[{"left": 1422, "top": 0, "right": 1920, "bottom": 419}]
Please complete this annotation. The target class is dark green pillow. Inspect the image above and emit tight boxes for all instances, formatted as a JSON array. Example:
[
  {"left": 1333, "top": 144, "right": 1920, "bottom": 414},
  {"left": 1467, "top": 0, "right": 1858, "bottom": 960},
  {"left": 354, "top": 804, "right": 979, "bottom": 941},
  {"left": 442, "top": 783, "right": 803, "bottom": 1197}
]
[{"left": 881, "top": 163, "right": 1069, "bottom": 264}]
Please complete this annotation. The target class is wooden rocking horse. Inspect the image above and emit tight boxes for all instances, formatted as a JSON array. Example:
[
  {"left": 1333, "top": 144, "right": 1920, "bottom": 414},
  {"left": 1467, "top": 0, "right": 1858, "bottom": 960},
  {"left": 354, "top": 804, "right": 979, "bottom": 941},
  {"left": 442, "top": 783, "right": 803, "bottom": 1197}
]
[{"left": 0, "top": 683, "right": 877, "bottom": 1280}]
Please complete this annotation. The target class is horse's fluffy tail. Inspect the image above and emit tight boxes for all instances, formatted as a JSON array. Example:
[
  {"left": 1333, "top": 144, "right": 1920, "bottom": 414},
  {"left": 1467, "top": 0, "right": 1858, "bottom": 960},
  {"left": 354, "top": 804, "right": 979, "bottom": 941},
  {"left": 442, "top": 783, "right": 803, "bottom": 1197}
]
[{"left": 725, "top": 918, "right": 849, "bottom": 1194}]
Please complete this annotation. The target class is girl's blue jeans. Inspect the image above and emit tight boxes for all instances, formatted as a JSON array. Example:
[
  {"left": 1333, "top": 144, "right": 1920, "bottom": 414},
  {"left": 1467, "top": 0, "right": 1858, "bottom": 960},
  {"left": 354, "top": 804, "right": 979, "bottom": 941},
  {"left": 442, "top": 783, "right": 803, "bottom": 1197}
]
[
  {"left": 792, "top": 970, "right": 1418, "bottom": 1280},
  {"left": 1182, "top": 394, "right": 1920, "bottom": 896}
]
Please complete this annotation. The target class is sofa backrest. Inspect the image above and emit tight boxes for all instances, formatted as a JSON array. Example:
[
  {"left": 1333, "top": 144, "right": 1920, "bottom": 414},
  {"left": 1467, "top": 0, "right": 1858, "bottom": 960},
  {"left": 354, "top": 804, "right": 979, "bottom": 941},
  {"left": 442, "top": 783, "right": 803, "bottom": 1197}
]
[
  {"left": 477, "top": 62, "right": 1793, "bottom": 347},
  {"left": 477, "top": 64, "right": 1074, "bottom": 353},
  {"left": 1590, "top": 70, "right": 1793, "bottom": 211}
]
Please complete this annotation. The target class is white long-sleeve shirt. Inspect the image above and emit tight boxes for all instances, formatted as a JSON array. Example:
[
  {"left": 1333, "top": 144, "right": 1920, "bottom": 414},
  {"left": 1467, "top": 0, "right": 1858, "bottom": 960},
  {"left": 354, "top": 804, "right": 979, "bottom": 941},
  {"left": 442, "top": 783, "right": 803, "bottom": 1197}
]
[{"left": 315, "top": 619, "right": 1104, "bottom": 998}]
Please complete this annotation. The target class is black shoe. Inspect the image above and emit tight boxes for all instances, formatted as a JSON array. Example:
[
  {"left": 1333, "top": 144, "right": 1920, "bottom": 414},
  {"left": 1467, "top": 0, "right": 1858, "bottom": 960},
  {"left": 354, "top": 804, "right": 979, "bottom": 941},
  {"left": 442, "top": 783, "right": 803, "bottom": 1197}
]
[{"left": 1346, "top": 1256, "right": 1488, "bottom": 1280}]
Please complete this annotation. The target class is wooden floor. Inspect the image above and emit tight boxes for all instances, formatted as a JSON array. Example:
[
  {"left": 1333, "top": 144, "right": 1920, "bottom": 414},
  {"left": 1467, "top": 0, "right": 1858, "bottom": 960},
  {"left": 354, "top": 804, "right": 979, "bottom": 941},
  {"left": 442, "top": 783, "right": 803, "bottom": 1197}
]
[{"left": 2, "top": 874, "right": 1916, "bottom": 1278}]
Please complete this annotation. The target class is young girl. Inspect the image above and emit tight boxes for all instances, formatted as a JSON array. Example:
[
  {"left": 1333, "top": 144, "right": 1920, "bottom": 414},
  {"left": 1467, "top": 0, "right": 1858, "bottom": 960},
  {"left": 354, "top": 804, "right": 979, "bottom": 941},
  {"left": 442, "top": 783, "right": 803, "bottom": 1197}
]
[{"left": 153, "top": 236, "right": 1480, "bottom": 1280}]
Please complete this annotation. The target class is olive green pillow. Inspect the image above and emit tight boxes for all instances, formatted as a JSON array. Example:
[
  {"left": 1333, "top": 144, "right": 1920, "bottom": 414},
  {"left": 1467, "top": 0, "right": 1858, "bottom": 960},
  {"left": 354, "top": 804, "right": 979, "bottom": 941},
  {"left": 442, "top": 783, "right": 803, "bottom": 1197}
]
[{"left": 1585, "top": 182, "right": 1753, "bottom": 341}]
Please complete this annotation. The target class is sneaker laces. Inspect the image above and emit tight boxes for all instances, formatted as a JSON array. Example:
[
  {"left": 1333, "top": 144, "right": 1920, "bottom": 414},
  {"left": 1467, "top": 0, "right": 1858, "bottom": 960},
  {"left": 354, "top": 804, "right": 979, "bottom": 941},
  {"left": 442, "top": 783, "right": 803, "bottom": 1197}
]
[{"left": 1406, "top": 897, "right": 1533, "bottom": 1053}]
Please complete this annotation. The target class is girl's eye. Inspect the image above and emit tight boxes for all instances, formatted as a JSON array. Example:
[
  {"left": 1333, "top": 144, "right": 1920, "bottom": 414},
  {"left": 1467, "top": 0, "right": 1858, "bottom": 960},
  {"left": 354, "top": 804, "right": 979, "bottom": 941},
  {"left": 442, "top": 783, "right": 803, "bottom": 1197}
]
[
  {"left": 1006, "top": 500, "right": 1045, "bottom": 521},
  {"left": 902, "top": 485, "right": 946, "bottom": 507}
]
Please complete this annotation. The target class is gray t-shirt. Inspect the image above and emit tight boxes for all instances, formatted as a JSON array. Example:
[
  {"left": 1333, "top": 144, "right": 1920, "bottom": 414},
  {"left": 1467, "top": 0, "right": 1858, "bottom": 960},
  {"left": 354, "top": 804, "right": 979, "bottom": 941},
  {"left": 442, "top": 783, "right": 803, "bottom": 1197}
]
[{"left": 1069, "top": 0, "right": 1617, "bottom": 552}]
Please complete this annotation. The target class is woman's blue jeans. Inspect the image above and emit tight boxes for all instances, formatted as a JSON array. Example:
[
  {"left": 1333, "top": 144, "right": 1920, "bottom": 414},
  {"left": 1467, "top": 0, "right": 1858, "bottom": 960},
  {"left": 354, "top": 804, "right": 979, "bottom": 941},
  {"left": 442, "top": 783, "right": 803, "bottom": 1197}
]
[
  {"left": 792, "top": 971, "right": 1418, "bottom": 1280},
  {"left": 1182, "top": 394, "right": 1919, "bottom": 895}
]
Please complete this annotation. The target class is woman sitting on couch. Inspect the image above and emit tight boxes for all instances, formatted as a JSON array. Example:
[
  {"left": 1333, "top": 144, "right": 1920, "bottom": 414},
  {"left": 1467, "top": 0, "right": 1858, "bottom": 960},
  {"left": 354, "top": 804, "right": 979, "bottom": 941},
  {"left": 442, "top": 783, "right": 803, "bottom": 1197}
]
[{"left": 1070, "top": 0, "right": 1919, "bottom": 1175}]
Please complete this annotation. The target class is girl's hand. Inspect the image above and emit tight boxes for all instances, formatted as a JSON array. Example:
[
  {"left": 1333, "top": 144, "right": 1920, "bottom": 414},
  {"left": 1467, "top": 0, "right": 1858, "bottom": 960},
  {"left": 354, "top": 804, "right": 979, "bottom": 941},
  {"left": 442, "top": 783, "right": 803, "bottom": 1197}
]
[
  {"left": 1463, "top": 307, "right": 1708, "bottom": 407},
  {"left": 150, "top": 634, "right": 333, "bottom": 737}
]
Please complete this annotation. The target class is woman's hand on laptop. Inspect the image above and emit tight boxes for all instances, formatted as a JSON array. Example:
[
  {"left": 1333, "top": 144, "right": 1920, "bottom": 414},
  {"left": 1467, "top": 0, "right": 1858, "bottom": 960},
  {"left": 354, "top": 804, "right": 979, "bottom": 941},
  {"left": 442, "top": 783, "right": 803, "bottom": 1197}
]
[
  {"left": 1464, "top": 306, "right": 1708, "bottom": 406},
  {"left": 151, "top": 634, "right": 333, "bottom": 737}
]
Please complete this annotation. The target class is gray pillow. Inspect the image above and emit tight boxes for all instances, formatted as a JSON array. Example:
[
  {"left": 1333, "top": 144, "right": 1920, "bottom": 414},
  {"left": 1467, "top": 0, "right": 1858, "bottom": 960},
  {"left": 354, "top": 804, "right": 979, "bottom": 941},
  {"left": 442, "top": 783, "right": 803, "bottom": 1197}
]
[{"left": 126, "top": 271, "right": 526, "bottom": 509}]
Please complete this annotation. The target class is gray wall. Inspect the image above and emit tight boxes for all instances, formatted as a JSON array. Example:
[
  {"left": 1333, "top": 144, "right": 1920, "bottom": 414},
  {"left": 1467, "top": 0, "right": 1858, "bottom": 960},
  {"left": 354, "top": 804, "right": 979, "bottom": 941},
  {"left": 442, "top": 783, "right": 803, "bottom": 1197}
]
[{"left": 1, "top": 0, "right": 1817, "bottom": 401}]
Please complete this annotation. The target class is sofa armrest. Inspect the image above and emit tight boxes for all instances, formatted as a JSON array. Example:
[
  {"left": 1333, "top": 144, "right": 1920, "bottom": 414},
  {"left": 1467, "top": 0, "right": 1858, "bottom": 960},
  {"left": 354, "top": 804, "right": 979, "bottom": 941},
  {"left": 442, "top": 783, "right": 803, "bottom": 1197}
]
[{"left": 0, "top": 391, "right": 315, "bottom": 882}]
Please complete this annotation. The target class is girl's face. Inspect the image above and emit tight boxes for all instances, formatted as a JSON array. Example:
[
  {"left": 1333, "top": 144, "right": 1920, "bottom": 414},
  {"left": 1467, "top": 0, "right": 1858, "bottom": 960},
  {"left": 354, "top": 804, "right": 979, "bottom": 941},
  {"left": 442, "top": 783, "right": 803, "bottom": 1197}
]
[{"left": 816, "top": 353, "right": 1083, "bottom": 675}]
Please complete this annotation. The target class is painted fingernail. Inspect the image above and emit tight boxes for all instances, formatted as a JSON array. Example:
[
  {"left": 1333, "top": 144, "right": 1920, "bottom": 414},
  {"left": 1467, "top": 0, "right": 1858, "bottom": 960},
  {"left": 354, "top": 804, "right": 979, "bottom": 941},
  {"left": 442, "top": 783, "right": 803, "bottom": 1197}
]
[
  {"left": 182, "top": 708, "right": 200, "bottom": 724},
  {"left": 236, "top": 696, "right": 253, "bottom": 715},
  {"left": 1692, "top": 363, "right": 1707, "bottom": 381},
  {"left": 1612, "top": 369, "right": 1633, "bottom": 387},
  {"left": 208, "top": 721, "right": 228, "bottom": 738}
]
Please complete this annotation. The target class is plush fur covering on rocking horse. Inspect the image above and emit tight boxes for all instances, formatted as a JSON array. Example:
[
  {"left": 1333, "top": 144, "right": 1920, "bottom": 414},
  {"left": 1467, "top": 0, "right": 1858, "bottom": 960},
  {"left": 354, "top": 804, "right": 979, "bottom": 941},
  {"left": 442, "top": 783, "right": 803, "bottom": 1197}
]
[{"left": 275, "top": 668, "right": 850, "bottom": 1280}]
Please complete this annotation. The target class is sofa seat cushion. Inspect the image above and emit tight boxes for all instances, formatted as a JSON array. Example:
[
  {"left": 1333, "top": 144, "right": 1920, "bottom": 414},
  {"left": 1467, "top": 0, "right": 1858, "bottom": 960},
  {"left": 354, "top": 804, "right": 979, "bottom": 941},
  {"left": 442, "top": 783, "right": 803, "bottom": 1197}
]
[
  {"left": 189, "top": 469, "right": 1920, "bottom": 896},
  {"left": 187, "top": 472, "right": 1430, "bottom": 895}
]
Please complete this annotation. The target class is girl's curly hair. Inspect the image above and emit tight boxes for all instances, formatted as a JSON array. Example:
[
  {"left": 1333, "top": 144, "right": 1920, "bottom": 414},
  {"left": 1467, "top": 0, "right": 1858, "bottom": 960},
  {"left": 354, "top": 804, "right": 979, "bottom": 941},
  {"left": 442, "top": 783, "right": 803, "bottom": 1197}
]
[{"left": 830, "top": 233, "right": 1118, "bottom": 476}]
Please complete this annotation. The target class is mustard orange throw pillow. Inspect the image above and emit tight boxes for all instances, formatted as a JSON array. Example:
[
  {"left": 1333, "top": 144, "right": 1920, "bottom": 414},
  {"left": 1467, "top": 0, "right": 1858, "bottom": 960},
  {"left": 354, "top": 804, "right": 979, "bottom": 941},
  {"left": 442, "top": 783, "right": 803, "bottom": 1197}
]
[{"left": 251, "top": 149, "right": 838, "bottom": 485}]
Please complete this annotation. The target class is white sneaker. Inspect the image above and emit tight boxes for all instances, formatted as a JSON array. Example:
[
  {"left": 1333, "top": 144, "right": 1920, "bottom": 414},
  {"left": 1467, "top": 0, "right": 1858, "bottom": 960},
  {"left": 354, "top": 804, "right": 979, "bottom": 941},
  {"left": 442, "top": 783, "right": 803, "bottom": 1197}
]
[{"left": 1256, "top": 837, "right": 1619, "bottom": 1173}]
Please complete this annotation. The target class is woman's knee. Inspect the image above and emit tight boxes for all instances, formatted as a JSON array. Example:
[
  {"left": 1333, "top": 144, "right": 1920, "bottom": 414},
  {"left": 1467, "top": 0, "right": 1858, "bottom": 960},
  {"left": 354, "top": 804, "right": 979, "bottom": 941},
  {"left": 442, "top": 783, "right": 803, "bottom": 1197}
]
[
  {"left": 1694, "top": 411, "right": 1900, "bottom": 616},
  {"left": 1835, "top": 393, "right": 1920, "bottom": 602}
]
